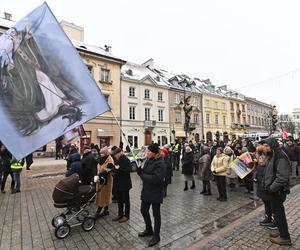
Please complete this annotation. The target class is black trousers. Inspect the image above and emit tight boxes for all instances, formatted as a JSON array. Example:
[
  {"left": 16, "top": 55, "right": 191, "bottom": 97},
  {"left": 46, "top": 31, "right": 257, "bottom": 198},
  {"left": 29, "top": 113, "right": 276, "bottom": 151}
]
[
  {"left": 202, "top": 180, "right": 211, "bottom": 192},
  {"left": 215, "top": 176, "right": 227, "bottom": 199},
  {"left": 0, "top": 171, "right": 15, "bottom": 191},
  {"left": 116, "top": 190, "right": 130, "bottom": 217},
  {"left": 173, "top": 154, "right": 180, "bottom": 170},
  {"left": 270, "top": 193, "right": 290, "bottom": 240},
  {"left": 262, "top": 199, "right": 272, "bottom": 218},
  {"left": 140, "top": 201, "right": 161, "bottom": 238}
]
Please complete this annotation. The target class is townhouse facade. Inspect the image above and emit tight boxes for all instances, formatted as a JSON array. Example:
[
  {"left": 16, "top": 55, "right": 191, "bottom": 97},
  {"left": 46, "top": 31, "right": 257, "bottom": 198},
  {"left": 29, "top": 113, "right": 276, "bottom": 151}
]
[{"left": 120, "top": 60, "right": 170, "bottom": 148}]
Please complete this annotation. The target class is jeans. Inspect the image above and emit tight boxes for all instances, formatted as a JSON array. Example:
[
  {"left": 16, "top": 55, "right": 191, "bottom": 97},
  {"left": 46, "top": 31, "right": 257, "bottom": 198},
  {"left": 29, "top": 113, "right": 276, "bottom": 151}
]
[
  {"left": 291, "top": 161, "right": 298, "bottom": 177},
  {"left": 13, "top": 171, "right": 21, "bottom": 191},
  {"left": 140, "top": 201, "right": 161, "bottom": 238},
  {"left": 270, "top": 193, "right": 290, "bottom": 240},
  {"left": 215, "top": 175, "right": 227, "bottom": 199},
  {"left": 116, "top": 190, "right": 130, "bottom": 217},
  {"left": 173, "top": 154, "right": 180, "bottom": 170}
]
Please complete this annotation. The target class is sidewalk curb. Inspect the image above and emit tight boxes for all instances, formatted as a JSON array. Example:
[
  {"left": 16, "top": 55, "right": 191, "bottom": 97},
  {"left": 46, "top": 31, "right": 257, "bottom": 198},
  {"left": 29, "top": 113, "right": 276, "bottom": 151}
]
[
  {"left": 27, "top": 171, "right": 65, "bottom": 179},
  {"left": 188, "top": 205, "right": 264, "bottom": 250}
]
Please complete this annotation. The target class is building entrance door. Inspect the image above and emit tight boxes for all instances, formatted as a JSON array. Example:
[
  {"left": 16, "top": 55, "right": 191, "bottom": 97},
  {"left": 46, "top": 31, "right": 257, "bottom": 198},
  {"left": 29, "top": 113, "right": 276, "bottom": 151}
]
[
  {"left": 144, "top": 131, "right": 152, "bottom": 146},
  {"left": 99, "top": 137, "right": 110, "bottom": 149}
]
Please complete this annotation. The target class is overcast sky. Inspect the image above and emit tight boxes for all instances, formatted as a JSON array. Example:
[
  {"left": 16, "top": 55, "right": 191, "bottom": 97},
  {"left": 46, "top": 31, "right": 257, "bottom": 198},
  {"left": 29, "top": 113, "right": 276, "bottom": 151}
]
[{"left": 1, "top": 0, "right": 299, "bottom": 113}]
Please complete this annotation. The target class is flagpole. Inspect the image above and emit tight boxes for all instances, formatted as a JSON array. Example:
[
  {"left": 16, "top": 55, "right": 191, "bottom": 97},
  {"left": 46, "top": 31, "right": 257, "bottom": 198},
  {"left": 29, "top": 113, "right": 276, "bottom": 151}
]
[{"left": 108, "top": 106, "right": 140, "bottom": 167}]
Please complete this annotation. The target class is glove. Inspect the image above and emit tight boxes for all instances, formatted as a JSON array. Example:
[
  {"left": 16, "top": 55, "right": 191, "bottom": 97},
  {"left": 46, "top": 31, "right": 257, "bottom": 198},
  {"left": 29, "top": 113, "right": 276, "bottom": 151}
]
[{"left": 136, "top": 167, "right": 142, "bottom": 176}]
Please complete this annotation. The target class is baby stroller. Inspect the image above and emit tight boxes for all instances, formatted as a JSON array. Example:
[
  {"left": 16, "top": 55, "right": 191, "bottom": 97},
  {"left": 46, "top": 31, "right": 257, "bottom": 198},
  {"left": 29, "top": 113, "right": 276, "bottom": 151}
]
[{"left": 51, "top": 173, "right": 98, "bottom": 239}]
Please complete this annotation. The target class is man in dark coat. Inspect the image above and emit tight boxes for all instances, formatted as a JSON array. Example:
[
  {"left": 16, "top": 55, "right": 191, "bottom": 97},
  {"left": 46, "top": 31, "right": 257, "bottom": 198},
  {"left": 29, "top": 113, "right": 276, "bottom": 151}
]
[
  {"left": 0, "top": 143, "right": 14, "bottom": 193},
  {"left": 66, "top": 151, "right": 82, "bottom": 178},
  {"left": 81, "top": 146, "right": 97, "bottom": 185},
  {"left": 137, "top": 143, "right": 166, "bottom": 247},
  {"left": 111, "top": 147, "right": 132, "bottom": 223},
  {"left": 182, "top": 146, "right": 195, "bottom": 190},
  {"left": 283, "top": 137, "right": 298, "bottom": 177},
  {"left": 262, "top": 138, "right": 292, "bottom": 246}
]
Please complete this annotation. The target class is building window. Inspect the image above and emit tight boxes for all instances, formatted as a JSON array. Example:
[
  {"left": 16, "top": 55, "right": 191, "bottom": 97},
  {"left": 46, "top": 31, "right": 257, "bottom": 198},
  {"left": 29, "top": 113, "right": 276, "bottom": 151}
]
[
  {"left": 100, "top": 68, "right": 110, "bottom": 82},
  {"left": 214, "top": 101, "right": 218, "bottom": 109},
  {"left": 236, "top": 103, "right": 240, "bottom": 112},
  {"left": 129, "top": 87, "right": 135, "bottom": 97},
  {"left": 223, "top": 115, "right": 226, "bottom": 126},
  {"left": 193, "top": 97, "right": 198, "bottom": 107},
  {"left": 158, "top": 109, "right": 164, "bottom": 122},
  {"left": 157, "top": 136, "right": 168, "bottom": 146},
  {"left": 215, "top": 114, "right": 218, "bottom": 125},
  {"left": 230, "top": 102, "right": 234, "bottom": 111},
  {"left": 175, "top": 112, "right": 181, "bottom": 122},
  {"left": 222, "top": 102, "right": 226, "bottom": 110},
  {"left": 206, "top": 114, "right": 210, "bottom": 124},
  {"left": 247, "top": 115, "right": 250, "bottom": 124},
  {"left": 145, "top": 108, "right": 150, "bottom": 121},
  {"left": 252, "top": 116, "right": 254, "bottom": 124},
  {"left": 175, "top": 94, "right": 180, "bottom": 104},
  {"left": 144, "top": 89, "right": 150, "bottom": 99},
  {"left": 231, "top": 115, "right": 235, "bottom": 124},
  {"left": 242, "top": 104, "right": 245, "bottom": 112},
  {"left": 194, "top": 113, "right": 199, "bottom": 124},
  {"left": 243, "top": 117, "right": 246, "bottom": 124},
  {"left": 129, "top": 106, "right": 136, "bottom": 120},
  {"left": 237, "top": 116, "right": 241, "bottom": 124},
  {"left": 158, "top": 92, "right": 163, "bottom": 101},
  {"left": 128, "top": 135, "right": 138, "bottom": 148},
  {"left": 206, "top": 99, "right": 210, "bottom": 108},
  {"left": 255, "top": 117, "right": 258, "bottom": 125}
]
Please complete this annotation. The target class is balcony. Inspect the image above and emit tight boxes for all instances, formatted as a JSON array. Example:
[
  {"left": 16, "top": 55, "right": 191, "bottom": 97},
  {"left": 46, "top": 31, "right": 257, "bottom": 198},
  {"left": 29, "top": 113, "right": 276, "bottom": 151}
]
[{"left": 144, "top": 120, "right": 156, "bottom": 128}]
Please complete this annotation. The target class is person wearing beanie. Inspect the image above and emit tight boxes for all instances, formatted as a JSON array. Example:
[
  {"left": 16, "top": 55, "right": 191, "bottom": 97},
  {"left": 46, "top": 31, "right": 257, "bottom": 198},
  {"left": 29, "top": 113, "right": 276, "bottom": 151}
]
[
  {"left": 95, "top": 146, "right": 114, "bottom": 218},
  {"left": 211, "top": 147, "right": 230, "bottom": 201},
  {"left": 137, "top": 143, "right": 166, "bottom": 247},
  {"left": 111, "top": 147, "right": 132, "bottom": 223},
  {"left": 182, "top": 146, "right": 195, "bottom": 191},
  {"left": 261, "top": 138, "right": 292, "bottom": 246}
]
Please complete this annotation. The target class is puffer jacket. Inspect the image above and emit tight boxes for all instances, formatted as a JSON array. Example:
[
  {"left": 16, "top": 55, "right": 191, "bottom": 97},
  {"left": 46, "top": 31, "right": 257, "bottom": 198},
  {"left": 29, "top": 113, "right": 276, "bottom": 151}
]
[{"left": 211, "top": 154, "right": 230, "bottom": 176}]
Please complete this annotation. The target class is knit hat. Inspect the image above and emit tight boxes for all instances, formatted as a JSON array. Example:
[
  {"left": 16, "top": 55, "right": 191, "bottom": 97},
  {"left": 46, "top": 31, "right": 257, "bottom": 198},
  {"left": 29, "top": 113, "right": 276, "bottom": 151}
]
[
  {"left": 148, "top": 143, "right": 160, "bottom": 154},
  {"left": 224, "top": 146, "right": 233, "bottom": 155},
  {"left": 100, "top": 146, "right": 109, "bottom": 156},
  {"left": 111, "top": 147, "right": 122, "bottom": 156}
]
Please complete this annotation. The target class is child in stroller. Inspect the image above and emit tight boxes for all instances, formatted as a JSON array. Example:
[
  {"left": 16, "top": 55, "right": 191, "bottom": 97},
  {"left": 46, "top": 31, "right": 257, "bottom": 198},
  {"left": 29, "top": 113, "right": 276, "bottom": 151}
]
[{"left": 51, "top": 171, "right": 109, "bottom": 239}]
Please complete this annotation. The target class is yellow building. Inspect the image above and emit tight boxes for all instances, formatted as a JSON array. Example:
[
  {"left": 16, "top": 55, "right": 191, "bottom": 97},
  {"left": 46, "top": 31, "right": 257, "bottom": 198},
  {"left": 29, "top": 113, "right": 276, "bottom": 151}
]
[{"left": 61, "top": 21, "right": 126, "bottom": 148}]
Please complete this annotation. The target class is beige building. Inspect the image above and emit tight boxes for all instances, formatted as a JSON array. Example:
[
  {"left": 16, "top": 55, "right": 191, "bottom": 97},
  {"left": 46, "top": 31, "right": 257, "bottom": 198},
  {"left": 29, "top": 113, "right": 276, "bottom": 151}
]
[
  {"left": 61, "top": 21, "right": 126, "bottom": 148},
  {"left": 121, "top": 60, "right": 170, "bottom": 147}
]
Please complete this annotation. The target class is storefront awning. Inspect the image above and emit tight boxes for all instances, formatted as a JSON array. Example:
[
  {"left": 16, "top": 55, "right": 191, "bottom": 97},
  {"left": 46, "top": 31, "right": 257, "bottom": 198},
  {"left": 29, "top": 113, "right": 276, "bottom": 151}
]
[{"left": 97, "top": 128, "right": 114, "bottom": 137}]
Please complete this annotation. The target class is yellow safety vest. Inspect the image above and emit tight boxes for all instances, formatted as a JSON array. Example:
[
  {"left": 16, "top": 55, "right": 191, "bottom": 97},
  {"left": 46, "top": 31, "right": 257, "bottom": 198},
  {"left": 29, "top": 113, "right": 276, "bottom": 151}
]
[
  {"left": 173, "top": 144, "right": 179, "bottom": 153},
  {"left": 11, "top": 161, "right": 24, "bottom": 171}
]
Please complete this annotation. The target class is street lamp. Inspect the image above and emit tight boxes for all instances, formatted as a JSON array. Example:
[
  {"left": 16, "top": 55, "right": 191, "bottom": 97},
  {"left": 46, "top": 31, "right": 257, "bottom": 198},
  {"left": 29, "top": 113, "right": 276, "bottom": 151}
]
[{"left": 179, "top": 81, "right": 193, "bottom": 141}]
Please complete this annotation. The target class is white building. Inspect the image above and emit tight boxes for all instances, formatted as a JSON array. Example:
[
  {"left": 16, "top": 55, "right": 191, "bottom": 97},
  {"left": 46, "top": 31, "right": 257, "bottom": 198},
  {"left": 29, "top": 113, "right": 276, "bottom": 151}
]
[{"left": 121, "top": 60, "right": 170, "bottom": 148}]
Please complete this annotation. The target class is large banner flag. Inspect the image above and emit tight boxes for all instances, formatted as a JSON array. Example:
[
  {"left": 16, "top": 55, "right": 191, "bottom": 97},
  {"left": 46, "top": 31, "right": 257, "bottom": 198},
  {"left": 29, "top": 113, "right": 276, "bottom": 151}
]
[{"left": 0, "top": 3, "right": 109, "bottom": 159}]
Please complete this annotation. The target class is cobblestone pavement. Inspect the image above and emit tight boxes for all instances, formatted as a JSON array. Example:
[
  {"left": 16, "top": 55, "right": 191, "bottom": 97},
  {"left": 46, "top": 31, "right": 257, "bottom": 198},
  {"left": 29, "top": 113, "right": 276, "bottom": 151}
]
[
  {"left": 189, "top": 182, "right": 300, "bottom": 250},
  {"left": 0, "top": 159, "right": 259, "bottom": 250}
]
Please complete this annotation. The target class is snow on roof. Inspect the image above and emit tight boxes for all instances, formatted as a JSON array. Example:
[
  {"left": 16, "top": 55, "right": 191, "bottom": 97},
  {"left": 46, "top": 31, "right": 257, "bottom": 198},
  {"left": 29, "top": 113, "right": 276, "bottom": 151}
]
[
  {"left": 122, "top": 62, "right": 170, "bottom": 87},
  {"left": 0, "top": 17, "right": 15, "bottom": 29},
  {"left": 72, "top": 40, "right": 124, "bottom": 63}
]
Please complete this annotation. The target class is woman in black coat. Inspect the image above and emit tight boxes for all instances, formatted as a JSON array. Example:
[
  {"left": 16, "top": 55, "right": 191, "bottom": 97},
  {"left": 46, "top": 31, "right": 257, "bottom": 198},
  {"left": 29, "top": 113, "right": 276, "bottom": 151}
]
[
  {"left": 111, "top": 148, "right": 132, "bottom": 223},
  {"left": 182, "top": 146, "right": 195, "bottom": 191},
  {"left": 162, "top": 147, "right": 172, "bottom": 198}
]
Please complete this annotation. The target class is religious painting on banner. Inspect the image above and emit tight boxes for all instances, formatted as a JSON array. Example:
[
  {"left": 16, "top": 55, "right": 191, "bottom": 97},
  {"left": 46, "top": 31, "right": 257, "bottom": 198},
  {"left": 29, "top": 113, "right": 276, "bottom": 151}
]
[{"left": 0, "top": 3, "right": 109, "bottom": 159}]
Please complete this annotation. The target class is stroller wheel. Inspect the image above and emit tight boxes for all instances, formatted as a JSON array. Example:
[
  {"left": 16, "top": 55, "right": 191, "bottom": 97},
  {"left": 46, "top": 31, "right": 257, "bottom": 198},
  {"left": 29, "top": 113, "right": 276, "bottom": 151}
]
[
  {"left": 55, "top": 224, "right": 70, "bottom": 239},
  {"left": 81, "top": 217, "right": 95, "bottom": 232},
  {"left": 51, "top": 214, "right": 66, "bottom": 228}
]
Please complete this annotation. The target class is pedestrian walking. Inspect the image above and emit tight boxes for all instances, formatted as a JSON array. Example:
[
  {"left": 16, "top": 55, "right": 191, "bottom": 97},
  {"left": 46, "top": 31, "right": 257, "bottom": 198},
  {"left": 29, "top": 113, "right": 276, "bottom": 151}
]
[
  {"left": 211, "top": 147, "right": 230, "bottom": 201},
  {"left": 25, "top": 153, "right": 33, "bottom": 170},
  {"left": 11, "top": 157, "right": 25, "bottom": 194},
  {"left": 111, "top": 147, "right": 132, "bottom": 223},
  {"left": 0, "top": 145, "right": 14, "bottom": 193},
  {"left": 182, "top": 146, "right": 195, "bottom": 191},
  {"left": 172, "top": 139, "right": 181, "bottom": 171},
  {"left": 198, "top": 146, "right": 213, "bottom": 195},
  {"left": 137, "top": 143, "right": 166, "bottom": 247},
  {"left": 162, "top": 146, "right": 172, "bottom": 198}
]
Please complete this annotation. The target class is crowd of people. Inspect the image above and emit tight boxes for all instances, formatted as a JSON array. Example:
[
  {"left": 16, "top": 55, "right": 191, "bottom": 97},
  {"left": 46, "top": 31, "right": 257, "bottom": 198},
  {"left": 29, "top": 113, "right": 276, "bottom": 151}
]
[{"left": 1, "top": 134, "right": 298, "bottom": 247}]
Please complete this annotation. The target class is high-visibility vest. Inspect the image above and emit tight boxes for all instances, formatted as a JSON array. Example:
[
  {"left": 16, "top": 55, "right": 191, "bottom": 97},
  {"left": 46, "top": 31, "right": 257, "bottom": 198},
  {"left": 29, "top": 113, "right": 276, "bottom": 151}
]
[
  {"left": 11, "top": 161, "right": 24, "bottom": 171},
  {"left": 173, "top": 144, "right": 180, "bottom": 153}
]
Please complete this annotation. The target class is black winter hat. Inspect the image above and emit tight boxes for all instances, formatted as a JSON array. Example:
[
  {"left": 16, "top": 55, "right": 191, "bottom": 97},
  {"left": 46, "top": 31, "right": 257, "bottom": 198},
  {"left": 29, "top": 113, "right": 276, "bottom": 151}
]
[{"left": 148, "top": 143, "right": 160, "bottom": 154}]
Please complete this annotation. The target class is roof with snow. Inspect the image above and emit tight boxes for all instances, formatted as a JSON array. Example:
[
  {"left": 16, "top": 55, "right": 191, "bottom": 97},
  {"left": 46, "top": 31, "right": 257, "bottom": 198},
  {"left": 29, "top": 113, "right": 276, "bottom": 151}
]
[{"left": 0, "top": 17, "right": 15, "bottom": 29}]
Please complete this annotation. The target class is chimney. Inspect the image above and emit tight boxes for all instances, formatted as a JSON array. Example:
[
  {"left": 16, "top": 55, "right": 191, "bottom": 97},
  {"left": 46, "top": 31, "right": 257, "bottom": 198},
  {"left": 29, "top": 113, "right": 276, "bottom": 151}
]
[
  {"left": 4, "top": 12, "right": 12, "bottom": 20},
  {"left": 104, "top": 45, "right": 112, "bottom": 53},
  {"left": 142, "top": 59, "right": 154, "bottom": 69}
]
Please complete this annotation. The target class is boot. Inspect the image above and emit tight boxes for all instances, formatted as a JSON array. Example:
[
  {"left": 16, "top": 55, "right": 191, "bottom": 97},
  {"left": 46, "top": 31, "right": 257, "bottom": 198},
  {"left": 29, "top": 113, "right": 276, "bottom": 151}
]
[
  {"left": 190, "top": 180, "right": 195, "bottom": 189},
  {"left": 270, "top": 236, "right": 292, "bottom": 246},
  {"left": 148, "top": 236, "right": 160, "bottom": 247},
  {"left": 138, "top": 229, "right": 153, "bottom": 237},
  {"left": 259, "top": 215, "right": 272, "bottom": 226},
  {"left": 269, "top": 230, "right": 280, "bottom": 238},
  {"left": 184, "top": 181, "right": 188, "bottom": 191}
]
